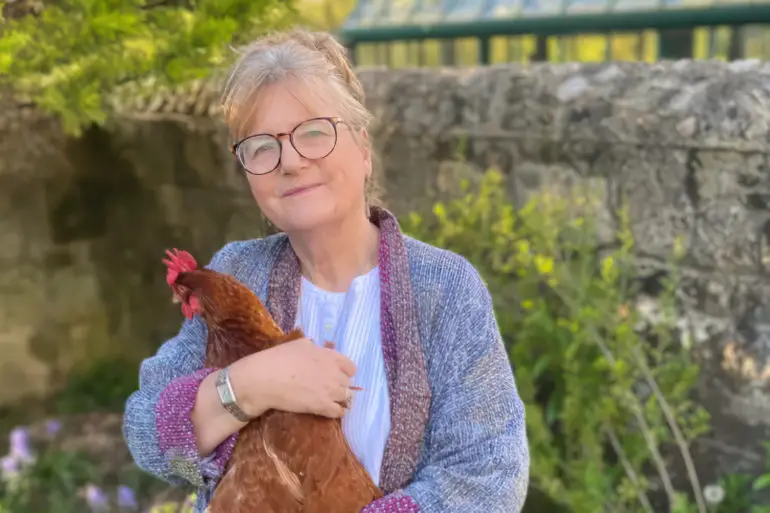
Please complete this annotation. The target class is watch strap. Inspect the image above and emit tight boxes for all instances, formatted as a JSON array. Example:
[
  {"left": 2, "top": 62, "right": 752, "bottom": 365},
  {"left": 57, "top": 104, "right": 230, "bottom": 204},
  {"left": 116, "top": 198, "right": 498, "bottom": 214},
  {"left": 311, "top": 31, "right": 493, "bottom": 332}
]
[{"left": 215, "top": 367, "right": 252, "bottom": 423}]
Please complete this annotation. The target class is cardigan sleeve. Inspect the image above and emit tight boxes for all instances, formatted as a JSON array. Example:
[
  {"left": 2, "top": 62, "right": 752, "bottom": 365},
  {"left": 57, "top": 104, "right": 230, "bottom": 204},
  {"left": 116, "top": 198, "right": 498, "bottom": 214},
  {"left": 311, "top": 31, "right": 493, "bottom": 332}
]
[
  {"left": 363, "top": 260, "right": 530, "bottom": 513},
  {"left": 121, "top": 244, "right": 241, "bottom": 490}
]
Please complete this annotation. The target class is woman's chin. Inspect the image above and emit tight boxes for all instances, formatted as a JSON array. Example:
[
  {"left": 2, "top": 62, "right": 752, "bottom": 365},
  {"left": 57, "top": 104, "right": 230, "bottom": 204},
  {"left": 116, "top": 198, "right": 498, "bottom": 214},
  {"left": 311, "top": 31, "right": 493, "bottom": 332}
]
[{"left": 272, "top": 202, "right": 339, "bottom": 233}]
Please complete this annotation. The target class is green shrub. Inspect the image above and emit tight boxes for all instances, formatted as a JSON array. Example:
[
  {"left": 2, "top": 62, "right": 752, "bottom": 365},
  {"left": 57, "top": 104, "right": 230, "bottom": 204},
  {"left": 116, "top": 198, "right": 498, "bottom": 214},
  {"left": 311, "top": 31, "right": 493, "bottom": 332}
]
[{"left": 402, "top": 169, "right": 712, "bottom": 512}]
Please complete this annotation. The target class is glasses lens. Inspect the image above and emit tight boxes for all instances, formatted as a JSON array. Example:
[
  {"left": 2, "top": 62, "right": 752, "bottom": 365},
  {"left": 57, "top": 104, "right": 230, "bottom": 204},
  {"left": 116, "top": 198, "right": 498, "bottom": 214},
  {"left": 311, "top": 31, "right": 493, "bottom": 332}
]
[
  {"left": 293, "top": 119, "right": 337, "bottom": 159},
  {"left": 237, "top": 135, "right": 280, "bottom": 175}
]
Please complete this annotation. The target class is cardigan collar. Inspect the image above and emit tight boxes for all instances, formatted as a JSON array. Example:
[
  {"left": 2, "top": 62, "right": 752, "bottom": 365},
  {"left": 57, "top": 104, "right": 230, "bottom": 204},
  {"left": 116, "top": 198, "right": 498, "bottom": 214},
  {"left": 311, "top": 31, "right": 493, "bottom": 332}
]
[{"left": 266, "top": 206, "right": 431, "bottom": 493}]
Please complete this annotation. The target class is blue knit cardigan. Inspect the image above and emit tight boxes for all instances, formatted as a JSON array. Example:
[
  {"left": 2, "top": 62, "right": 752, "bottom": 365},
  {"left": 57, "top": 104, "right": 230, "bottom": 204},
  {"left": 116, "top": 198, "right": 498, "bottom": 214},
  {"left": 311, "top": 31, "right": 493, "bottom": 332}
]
[{"left": 122, "top": 207, "right": 530, "bottom": 512}]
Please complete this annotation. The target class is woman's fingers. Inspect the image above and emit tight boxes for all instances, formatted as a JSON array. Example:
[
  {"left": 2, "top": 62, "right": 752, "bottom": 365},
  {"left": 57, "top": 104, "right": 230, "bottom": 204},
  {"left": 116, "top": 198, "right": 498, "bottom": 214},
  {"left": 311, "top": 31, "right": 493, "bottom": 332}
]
[
  {"left": 320, "top": 341, "right": 357, "bottom": 377},
  {"left": 335, "top": 354, "right": 357, "bottom": 377},
  {"left": 330, "top": 380, "right": 349, "bottom": 402},
  {"left": 321, "top": 401, "right": 346, "bottom": 418}
]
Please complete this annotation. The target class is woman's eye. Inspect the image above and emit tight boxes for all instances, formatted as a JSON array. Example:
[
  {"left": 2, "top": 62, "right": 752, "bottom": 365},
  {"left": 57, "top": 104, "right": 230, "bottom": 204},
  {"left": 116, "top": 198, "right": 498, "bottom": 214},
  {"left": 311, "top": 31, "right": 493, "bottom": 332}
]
[{"left": 252, "top": 142, "right": 278, "bottom": 155}]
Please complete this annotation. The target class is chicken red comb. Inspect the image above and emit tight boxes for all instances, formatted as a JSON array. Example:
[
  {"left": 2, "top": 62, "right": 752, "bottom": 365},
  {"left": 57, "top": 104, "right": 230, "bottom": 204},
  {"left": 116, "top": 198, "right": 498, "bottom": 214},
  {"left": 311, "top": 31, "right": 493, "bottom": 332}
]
[{"left": 162, "top": 248, "right": 198, "bottom": 285}]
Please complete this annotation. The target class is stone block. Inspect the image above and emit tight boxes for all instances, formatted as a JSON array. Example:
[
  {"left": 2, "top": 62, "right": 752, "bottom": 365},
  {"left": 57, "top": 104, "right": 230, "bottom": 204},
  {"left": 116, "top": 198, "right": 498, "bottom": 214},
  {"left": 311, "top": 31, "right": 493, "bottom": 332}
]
[
  {"left": 0, "top": 326, "right": 50, "bottom": 404},
  {"left": 0, "top": 176, "right": 51, "bottom": 264},
  {"left": 0, "top": 265, "right": 47, "bottom": 326}
]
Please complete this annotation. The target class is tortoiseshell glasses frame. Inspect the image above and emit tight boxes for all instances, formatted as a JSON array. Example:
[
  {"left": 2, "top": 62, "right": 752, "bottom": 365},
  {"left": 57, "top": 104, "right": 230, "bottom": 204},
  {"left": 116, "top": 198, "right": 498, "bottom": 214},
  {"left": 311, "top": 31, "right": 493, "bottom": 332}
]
[{"left": 230, "top": 116, "right": 345, "bottom": 176}]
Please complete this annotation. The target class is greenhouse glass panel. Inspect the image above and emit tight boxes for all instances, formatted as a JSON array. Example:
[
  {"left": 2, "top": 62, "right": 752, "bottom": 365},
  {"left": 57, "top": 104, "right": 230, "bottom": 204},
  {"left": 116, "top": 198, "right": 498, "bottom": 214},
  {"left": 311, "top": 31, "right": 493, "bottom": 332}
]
[
  {"left": 347, "top": 0, "right": 390, "bottom": 27},
  {"left": 520, "top": 0, "right": 564, "bottom": 16},
  {"left": 382, "top": 0, "right": 420, "bottom": 24},
  {"left": 484, "top": 0, "right": 521, "bottom": 18},
  {"left": 566, "top": 0, "right": 609, "bottom": 13},
  {"left": 445, "top": 0, "right": 486, "bottom": 20},
  {"left": 613, "top": 0, "right": 663, "bottom": 12},
  {"left": 674, "top": 0, "right": 715, "bottom": 7},
  {"left": 411, "top": 0, "right": 445, "bottom": 23}
]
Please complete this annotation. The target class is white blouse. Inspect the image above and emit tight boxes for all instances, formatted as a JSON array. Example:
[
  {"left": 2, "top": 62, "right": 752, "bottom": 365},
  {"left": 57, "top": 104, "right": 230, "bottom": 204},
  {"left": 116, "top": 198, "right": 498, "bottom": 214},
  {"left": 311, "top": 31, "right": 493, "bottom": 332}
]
[{"left": 294, "top": 267, "right": 391, "bottom": 485}]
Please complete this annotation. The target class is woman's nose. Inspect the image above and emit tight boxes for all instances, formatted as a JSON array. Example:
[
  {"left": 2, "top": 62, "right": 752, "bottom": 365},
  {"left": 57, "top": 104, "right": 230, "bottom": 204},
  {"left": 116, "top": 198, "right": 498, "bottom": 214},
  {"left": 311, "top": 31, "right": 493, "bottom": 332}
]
[{"left": 279, "top": 138, "right": 304, "bottom": 173}]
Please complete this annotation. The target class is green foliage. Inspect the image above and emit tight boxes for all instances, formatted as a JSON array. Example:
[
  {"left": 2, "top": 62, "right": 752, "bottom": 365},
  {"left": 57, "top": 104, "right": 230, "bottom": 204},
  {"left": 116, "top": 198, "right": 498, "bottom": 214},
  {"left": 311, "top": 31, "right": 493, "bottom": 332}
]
[
  {"left": 146, "top": 494, "right": 197, "bottom": 513},
  {"left": 402, "top": 169, "right": 717, "bottom": 512},
  {"left": 0, "top": 446, "right": 98, "bottom": 512},
  {"left": 0, "top": 0, "right": 296, "bottom": 135},
  {"left": 51, "top": 357, "right": 140, "bottom": 414},
  {"left": 708, "top": 442, "right": 770, "bottom": 513},
  {"left": 0, "top": 421, "right": 187, "bottom": 512},
  {"left": 672, "top": 443, "right": 770, "bottom": 513}
]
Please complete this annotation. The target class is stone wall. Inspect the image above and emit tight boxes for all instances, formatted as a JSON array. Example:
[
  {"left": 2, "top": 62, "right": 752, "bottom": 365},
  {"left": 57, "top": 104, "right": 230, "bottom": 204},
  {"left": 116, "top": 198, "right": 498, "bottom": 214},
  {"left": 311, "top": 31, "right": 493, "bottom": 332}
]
[
  {"left": 357, "top": 60, "right": 770, "bottom": 483},
  {"left": 0, "top": 104, "right": 270, "bottom": 405},
  {"left": 2, "top": 59, "right": 770, "bottom": 481}
]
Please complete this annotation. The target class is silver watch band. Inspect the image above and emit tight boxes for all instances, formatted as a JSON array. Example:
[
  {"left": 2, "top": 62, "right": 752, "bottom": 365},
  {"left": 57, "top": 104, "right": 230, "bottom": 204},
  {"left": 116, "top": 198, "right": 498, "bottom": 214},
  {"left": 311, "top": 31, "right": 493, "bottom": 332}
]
[{"left": 215, "top": 366, "right": 252, "bottom": 423}]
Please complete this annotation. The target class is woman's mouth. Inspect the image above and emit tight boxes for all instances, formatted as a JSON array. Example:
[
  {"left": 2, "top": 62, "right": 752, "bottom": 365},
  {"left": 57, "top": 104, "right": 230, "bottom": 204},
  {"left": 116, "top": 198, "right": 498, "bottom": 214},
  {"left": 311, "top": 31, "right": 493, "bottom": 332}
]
[{"left": 282, "top": 184, "right": 320, "bottom": 197}]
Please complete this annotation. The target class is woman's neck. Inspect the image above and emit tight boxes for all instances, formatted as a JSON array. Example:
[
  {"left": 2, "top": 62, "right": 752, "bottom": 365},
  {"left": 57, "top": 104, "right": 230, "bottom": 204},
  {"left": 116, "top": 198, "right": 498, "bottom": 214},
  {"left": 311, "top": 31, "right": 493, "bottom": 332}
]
[{"left": 288, "top": 210, "right": 380, "bottom": 293}]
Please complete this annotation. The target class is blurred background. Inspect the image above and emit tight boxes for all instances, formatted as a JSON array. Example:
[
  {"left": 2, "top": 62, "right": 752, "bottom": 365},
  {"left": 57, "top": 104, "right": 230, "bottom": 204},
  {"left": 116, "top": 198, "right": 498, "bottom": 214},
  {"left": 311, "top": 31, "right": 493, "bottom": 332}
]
[{"left": 1, "top": 0, "right": 770, "bottom": 511}]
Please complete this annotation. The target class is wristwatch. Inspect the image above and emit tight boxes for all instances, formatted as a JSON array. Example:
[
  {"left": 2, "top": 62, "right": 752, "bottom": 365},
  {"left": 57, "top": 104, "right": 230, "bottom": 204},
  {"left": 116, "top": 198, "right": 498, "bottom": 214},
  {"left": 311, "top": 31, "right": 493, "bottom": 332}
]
[{"left": 215, "top": 366, "right": 252, "bottom": 422}]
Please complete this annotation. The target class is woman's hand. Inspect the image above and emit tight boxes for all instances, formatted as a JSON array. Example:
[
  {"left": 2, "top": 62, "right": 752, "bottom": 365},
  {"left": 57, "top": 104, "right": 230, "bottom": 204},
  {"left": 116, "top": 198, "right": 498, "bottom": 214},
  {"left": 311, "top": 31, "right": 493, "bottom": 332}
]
[{"left": 229, "top": 337, "right": 357, "bottom": 419}]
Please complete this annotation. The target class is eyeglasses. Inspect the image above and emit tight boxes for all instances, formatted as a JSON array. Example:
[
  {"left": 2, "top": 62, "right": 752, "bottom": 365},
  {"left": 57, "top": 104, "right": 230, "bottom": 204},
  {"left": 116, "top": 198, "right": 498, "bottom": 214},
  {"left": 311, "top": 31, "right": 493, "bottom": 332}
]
[{"left": 231, "top": 117, "right": 345, "bottom": 176}]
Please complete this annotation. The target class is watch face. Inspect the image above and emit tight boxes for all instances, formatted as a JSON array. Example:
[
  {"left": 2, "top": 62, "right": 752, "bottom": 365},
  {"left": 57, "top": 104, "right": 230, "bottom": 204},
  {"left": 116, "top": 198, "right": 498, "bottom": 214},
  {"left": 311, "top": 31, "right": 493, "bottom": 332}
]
[{"left": 216, "top": 378, "right": 235, "bottom": 405}]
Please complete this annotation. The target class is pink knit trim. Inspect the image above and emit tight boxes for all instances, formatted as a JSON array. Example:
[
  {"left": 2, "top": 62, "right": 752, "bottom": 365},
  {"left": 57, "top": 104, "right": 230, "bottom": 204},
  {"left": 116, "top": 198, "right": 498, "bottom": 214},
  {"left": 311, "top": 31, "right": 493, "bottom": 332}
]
[
  {"left": 155, "top": 368, "right": 238, "bottom": 474},
  {"left": 361, "top": 494, "right": 420, "bottom": 512}
]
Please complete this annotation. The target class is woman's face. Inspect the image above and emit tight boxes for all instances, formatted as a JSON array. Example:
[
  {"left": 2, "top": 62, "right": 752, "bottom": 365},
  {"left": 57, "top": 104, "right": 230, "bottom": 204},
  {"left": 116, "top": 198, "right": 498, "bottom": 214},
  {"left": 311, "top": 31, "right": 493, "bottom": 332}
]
[{"left": 237, "top": 80, "right": 372, "bottom": 234}]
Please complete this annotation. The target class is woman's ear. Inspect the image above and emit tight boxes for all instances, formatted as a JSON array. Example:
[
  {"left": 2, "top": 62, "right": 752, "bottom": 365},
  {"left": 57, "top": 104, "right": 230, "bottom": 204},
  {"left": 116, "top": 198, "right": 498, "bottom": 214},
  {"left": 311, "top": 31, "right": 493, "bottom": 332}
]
[{"left": 359, "top": 128, "right": 372, "bottom": 177}]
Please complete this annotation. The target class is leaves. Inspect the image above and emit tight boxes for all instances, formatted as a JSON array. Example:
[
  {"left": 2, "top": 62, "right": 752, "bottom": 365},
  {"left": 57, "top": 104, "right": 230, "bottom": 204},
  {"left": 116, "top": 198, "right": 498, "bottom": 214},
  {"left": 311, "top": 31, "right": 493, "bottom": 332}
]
[
  {"left": 403, "top": 169, "right": 770, "bottom": 511},
  {"left": 753, "top": 474, "right": 770, "bottom": 492},
  {"left": 402, "top": 168, "right": 713, "bottom": 512},
  {"left": 0, "top": 0, "right": 296, "bottom": 135}
]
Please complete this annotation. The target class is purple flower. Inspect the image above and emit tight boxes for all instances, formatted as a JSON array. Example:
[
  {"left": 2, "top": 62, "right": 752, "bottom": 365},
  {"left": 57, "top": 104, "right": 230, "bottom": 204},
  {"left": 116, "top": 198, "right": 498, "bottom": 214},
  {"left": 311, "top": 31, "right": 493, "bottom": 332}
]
[
  {"left": 0, "top": 455, "right": 19, "bottom": 478},
  {"left": 85, "top": 484, "right": 109, "bottom": 512},
  {"left": 45, "top": 419, "right": 62, "bottom": 436},
  {"left": 9, "top": 427, "right": 33, "bottom": 462},
  {"left": 117, "top": 484, "right": 138, "bottom": 509}
]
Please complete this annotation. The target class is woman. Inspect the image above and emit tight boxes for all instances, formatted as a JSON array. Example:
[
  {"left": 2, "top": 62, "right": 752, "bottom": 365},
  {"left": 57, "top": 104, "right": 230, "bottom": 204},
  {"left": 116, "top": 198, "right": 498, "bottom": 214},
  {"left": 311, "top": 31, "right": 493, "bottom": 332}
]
[{"left": 122, "top": 28, "right": 530, "bottom": 513}]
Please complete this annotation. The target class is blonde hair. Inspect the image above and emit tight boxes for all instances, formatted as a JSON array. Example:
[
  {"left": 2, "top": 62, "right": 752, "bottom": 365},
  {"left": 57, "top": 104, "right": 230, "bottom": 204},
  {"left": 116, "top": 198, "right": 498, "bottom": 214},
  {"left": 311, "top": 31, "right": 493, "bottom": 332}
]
[{"left": 221, "top": 28, "right": 382, "bottom": 208}]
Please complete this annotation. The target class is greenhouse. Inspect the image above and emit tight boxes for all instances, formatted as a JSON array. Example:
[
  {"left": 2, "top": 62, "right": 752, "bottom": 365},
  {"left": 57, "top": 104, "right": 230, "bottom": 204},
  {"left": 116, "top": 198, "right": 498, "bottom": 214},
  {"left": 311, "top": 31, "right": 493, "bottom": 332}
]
[{"left": 338, "top": 0, "right": 770, "bottom": 64}]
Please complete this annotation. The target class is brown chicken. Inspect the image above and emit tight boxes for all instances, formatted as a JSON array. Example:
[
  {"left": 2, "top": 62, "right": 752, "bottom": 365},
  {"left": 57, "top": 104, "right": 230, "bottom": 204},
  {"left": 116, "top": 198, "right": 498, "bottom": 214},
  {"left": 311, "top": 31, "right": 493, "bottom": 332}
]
[{"left": 162, "top": 248, "right": 383, "bottom": 513}]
